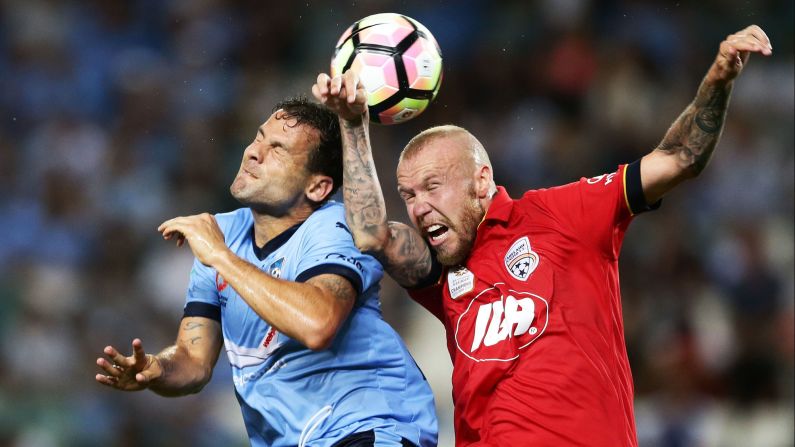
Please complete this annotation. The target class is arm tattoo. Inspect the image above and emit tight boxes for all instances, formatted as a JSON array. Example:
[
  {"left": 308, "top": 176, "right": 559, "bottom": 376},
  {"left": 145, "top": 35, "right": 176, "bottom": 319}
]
[
  {"left": 311, "top": 275, "right": 355, "bottom": 303},
  {"left": 188, "top": 337, "right": 202, "bottom": 345},
  {"left": 380, "top": 223, "right": 434, "bottom": 287},
  {"left": 658, "top": 80, "right": 732, "bottom": 176},
  {"left": 340, "top": 120, "right": 389, "bottom": 240},
  {"left": 340, "top": 120, "right": 432, "bottom": 287},
  {"left": 184, "top": 322, "right": 204, "bottom": 331}
]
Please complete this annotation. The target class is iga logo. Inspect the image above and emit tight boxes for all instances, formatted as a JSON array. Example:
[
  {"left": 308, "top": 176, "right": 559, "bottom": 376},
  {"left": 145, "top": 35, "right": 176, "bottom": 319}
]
[
  {"left": 455, "top": 283, "right": 549, "bottom": 362},
  {"left": 504, "top": 236, "right": 539, "bottom": 281}
]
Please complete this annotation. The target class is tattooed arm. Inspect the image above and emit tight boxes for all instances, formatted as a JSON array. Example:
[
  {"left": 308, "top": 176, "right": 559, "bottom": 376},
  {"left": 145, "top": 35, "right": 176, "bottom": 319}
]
[
  {"left": 313, "top": 72, "right": 436, "bottom": 288},
  {"left": 640, "top": 25, "right": 772, "bottom": 204},
  {"left": 95, "top": 317, "right": 223, "bottom": 396}
]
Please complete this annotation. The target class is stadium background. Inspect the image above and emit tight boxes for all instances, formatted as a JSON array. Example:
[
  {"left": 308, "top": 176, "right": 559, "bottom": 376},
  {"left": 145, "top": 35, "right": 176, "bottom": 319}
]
[{"left": 0, "top": 0, "right": 792, "bottom": 445}]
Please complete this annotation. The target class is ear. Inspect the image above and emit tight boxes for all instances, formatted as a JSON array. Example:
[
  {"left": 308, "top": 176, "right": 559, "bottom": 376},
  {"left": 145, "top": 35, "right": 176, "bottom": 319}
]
[
  {"left": 305, "top": 174, "right": 334, "bottom": 203},
  {"left": 474, "top": 164, "right": 493, "bottom": 199}
]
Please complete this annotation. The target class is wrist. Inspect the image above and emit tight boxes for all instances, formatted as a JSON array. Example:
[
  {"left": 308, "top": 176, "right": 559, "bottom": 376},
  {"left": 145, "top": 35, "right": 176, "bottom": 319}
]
[
  {"left": 340, "top": 115, "right": 365, "bottom": 128},
  {"left": 704, "top": 63, "right": 734, "bottom": 88}
]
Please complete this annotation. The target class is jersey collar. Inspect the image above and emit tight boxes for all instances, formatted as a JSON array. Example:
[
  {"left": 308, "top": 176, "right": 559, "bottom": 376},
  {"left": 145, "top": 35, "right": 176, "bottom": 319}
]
[
  {"left": 480, "top": 186, "right": 513, "bottom": 226},
  {"left": 251, "top": 221, "right": 304, "bottom": 261}
]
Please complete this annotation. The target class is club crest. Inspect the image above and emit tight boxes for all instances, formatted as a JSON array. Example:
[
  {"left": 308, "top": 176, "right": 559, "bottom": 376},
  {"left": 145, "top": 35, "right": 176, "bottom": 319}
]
[
  {"left": 504, "top": 236, "right": 539, "bottom": 281},
  {"left": 268, "top": 258, "right": 285, "bottom": 279}
]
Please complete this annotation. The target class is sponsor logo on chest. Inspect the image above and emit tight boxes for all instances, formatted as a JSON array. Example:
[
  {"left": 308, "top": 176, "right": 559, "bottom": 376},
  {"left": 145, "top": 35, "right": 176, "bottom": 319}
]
[
  {"left": 454, "top": 283, "right": 549, "bottom": 362},
  {"left": 445, "top": 235, "right": 548, "bottom": 362}
]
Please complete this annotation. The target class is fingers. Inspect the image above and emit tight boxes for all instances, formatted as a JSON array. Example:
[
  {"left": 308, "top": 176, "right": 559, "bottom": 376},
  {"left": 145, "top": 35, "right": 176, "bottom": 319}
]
[
  {"left": 96, "top": 357, "right": 124, "bottom": 378},
  {"left": 103, "top": 345, "right": 132, "bottom": 368},
  {"left": 329, "top": 74, "right": 344, "bottom": 96},
  {"left": 158, "top": 216, "right": 195, "bottom": 244},
  {"left": 95, "top": 373, "right": 118, "bottom": 387},
  {"left": 315, "top": 72, "right": 331, "bottom": 97},
  {"left": 342, "top": 71, "right": 360, "bottom": 103},
  {"left": 726, "top": 25, "right": 772, "bottom": 56},
  {"left": 132, "top": 338, "right": 148, "bottom": 370},
  {"left": 135, "top": 369, "right": 158, "bottom": 385},
  {"left": 744, "top": 24, "right": 772, "bottom": 51}
]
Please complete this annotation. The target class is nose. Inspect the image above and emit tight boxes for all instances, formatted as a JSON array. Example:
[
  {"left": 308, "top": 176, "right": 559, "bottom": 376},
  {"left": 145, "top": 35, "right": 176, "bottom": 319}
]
[
  {"left": 244, "top": 141, "right": 263, "bottom": 163},
  {"left": 411, "top": 194, "right": 433, "bottom": 220}
]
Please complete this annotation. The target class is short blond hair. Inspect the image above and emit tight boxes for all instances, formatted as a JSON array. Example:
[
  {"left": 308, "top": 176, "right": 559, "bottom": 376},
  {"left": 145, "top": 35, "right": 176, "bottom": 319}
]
[{"left": 399, "top": 125, "right": 492, "bottom": 170}]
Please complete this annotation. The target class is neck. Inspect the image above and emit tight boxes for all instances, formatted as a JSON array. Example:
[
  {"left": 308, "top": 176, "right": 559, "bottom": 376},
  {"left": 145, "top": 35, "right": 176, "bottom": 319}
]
[{"left": 251, "top": 204, "right": 315, "bottom": 247}]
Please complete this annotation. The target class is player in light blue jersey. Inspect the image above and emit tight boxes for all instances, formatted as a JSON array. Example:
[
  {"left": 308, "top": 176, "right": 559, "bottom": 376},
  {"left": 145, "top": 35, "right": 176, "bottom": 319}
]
[{"left": 95, "top": 98, "right": 438, "bottom": 447}]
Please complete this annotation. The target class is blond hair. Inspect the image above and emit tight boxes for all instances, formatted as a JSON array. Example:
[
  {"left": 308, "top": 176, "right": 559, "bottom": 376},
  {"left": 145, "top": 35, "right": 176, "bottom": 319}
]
[{"left": 399, "top": 125, "right": 493, "bottom": 171}]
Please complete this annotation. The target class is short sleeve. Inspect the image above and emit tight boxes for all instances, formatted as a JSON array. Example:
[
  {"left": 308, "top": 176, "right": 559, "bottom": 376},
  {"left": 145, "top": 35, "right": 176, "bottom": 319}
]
[
  {"left": 183, "top": 258, "right": 221, "bottom": 322},
  {"left": 293, "top": 218, "right": 383, "bottom": 296},
  {"left": 531, "top": 160, "right": 658, "bottom": 258}
]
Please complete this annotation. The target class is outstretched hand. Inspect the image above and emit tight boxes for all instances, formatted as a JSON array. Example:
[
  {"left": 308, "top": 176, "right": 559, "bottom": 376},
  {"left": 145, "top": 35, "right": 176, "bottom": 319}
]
[
  {"left": 312, "top": 70, "right": 368, "bottom": 122},
  {"left": 708, "top": 24, "right": 772, "bottom": 84},
  {"left": 96, "top": 339, "right": 162, "bottom": 391}
]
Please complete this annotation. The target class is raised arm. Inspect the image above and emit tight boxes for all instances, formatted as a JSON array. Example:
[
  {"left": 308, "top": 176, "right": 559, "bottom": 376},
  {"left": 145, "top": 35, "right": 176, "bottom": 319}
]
[
  {"left": 157, "top": 215, "right": 356, "bottom": 351},
  {"left": 96, "top": 316, "right": 223, "bottom": 397},
  {"left": 640, "top": 25, "right": 772, "bottom": 204},
  {"left": 312, "top": 72, "right": 437, "bottom": 288}
]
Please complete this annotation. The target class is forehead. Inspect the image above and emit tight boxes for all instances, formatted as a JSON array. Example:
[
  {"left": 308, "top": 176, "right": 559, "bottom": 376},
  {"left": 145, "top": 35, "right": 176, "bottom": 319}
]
[
  {"left": 397, "top": 137, "right": 472, "bottom": 185},
  {"left": 261, "top": 111, "right": 319, "bottom": 149}
]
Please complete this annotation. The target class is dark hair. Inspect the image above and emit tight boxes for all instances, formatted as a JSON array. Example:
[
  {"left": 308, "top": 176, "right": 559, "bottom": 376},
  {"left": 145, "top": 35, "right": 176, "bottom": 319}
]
[{"left": 273, "top": 96, "right": 342, "bottom": 201}]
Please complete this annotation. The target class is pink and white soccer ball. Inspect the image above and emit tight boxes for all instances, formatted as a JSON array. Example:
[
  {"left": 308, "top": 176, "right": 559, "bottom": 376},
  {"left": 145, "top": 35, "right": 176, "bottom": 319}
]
[{"left": 331, "top": 13, "right": 443, "bottom": 125}]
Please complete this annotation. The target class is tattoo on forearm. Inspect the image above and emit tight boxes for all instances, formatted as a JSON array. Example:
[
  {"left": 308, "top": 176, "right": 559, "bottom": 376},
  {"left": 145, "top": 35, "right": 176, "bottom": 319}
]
[
  {"left": 658, "top": 80, "right": 732, "bottom": 176},
  {"left": 340, "top": 121, "right": 388, "bottom": 238},
  {"left": 694, "top": 86, "right": 728, "bottom": 133},
  {"left": 184, "top": 322, "right": 204, "bottom": 331},
  {"left": 188, "top": 336, "right": 202, "bottom": 345}
]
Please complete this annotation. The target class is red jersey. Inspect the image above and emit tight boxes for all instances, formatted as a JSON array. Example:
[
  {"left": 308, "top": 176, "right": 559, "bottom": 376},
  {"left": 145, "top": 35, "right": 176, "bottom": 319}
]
[{"left": 410, "top": 162, "right": 656, "bottom": 446}]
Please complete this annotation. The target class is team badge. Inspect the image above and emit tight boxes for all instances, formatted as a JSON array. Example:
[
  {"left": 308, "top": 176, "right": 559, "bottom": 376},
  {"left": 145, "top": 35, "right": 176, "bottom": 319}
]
[
  {"left": 268, "top": 258, "right": 285, "bottom": 279},
  {"left": 504, "top": 236, "right": 539, "bottom": 281},
  {"left": 448, "top": 266, "right": 475, "bottom": 299}
]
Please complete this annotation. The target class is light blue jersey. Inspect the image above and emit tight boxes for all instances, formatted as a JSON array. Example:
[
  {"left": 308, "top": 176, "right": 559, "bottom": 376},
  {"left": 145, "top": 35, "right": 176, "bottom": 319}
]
[{"left": 184, "top": 201, "right": 437, "bottom": 447}]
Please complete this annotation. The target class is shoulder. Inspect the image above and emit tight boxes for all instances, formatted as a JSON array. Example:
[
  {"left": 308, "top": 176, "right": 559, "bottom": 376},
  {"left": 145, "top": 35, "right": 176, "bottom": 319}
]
[
  {"left": 304, "top": 201, "right": 351, "bottom": 235},
  {"left": 214, "top": 208, "right": 253, "bottom": 236}
]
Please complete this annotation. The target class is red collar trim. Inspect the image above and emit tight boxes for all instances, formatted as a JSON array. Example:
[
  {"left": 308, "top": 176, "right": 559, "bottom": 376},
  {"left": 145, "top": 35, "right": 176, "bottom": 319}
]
[{"left": 481, "top": 186, "right": 513, "bottom": 225}]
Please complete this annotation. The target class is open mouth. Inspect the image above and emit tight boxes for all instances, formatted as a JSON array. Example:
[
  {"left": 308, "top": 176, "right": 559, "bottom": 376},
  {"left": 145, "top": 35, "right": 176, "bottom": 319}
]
[{"left": 425, "top": 223, "right": 449, "bottom": 245}]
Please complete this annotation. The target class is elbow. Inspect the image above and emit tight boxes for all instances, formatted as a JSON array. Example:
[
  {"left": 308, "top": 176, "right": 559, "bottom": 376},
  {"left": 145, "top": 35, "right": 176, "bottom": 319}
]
[
  {"left": 303, "top": 332, "right": 334, "bottom": 351},
  {"left": 301, "top": 316, "right": 341, "bottom": 351},
  {"left": 354, "top": 238, "right": 387, "bottom": 258},
  {"left": 351, "top": 231, "right": 389, "bottom": 255},
  {"left": 188, "top": 367, "right": 214, "bottom": 394}
]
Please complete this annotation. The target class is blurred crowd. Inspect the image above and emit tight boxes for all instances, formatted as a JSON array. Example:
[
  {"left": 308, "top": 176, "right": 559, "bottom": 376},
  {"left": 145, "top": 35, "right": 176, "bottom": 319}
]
[{"left": 0, "top": 0, "right": 792, "bottom": 446}]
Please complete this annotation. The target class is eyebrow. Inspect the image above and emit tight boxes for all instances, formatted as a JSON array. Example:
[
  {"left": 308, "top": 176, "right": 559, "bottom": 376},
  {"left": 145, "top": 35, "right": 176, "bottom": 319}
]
[{"left": 255, "top": 127, "right": 287, "bottom": 149}]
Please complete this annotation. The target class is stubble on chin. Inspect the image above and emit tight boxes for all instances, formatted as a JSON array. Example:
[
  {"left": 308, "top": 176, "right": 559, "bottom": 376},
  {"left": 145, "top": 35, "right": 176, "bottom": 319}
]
[{"left": 435, "top": 197, "right": 483, "bottom": 266}]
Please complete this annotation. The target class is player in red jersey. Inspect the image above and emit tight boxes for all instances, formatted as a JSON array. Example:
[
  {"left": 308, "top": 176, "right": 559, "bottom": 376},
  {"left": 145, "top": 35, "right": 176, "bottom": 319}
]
[{"left": 313, "top": 25, "right": 771, "bottom": 446}]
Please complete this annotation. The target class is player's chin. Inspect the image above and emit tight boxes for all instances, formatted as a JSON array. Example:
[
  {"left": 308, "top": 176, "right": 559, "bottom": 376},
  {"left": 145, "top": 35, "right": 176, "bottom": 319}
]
[{"left": 434, "top": 241, "right": 466, "bottom": 266}]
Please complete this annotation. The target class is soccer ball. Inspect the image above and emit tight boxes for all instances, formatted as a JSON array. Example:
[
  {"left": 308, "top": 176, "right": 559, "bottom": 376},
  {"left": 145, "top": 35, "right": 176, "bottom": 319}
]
[{"left": 331, "top": 13, "right": 443, "bottom": 125}]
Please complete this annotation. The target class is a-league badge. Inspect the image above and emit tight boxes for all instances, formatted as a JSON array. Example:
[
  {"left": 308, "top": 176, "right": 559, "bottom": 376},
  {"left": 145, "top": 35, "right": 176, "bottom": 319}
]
[{"left": 504, "top": 236, "right": 539, "bottom": 281}]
